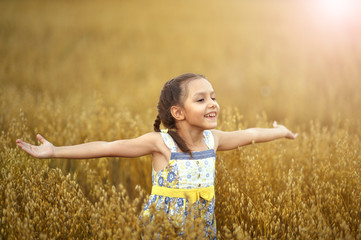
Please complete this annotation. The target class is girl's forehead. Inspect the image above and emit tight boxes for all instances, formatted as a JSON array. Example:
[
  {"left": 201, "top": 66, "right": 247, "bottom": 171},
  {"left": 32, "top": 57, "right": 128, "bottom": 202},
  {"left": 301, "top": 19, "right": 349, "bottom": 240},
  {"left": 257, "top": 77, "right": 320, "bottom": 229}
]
[{"left": 186, "top": 78, "right": 214, "bottom": 94}]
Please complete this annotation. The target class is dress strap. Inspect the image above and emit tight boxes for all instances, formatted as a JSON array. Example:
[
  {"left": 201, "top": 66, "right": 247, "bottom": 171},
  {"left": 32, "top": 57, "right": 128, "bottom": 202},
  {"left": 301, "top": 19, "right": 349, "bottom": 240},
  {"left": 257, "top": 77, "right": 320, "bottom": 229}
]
[
  {"left": 203, "top": 130, "right": 215, "bottom": 149},
  {"left": 160, "top": 132, "right": 178, "bottom": 152}
]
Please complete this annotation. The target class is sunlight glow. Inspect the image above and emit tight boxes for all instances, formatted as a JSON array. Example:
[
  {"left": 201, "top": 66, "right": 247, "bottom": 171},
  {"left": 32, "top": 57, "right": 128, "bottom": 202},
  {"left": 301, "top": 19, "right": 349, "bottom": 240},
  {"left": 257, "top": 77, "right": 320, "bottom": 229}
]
[{"left": 314, "top": 0, "right": 356, "bottom": 23}]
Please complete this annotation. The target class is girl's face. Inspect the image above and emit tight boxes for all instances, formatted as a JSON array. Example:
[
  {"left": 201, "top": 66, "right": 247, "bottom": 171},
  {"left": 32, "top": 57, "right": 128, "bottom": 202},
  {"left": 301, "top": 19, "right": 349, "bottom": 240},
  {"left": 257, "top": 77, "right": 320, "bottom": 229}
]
[{"left": 180, "top": 78, "right": 220, "bottom": 130}]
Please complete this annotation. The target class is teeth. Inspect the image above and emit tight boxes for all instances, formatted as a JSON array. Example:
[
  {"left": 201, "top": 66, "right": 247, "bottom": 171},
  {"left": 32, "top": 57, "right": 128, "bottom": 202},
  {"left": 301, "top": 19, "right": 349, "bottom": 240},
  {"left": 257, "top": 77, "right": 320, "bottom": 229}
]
[{"left": 206, "top": 113, "right": 216, "bottom": 117}]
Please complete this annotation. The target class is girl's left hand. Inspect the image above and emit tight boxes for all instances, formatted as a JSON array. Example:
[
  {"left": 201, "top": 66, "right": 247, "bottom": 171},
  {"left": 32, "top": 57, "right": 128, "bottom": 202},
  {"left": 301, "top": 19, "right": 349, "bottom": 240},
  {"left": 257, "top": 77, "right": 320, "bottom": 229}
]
[
  {"left": 16, "top": 134, "right": 55, "bottom": 158},
  {"left": 273, "top": 121, "right": 298, "bottom": 139}
]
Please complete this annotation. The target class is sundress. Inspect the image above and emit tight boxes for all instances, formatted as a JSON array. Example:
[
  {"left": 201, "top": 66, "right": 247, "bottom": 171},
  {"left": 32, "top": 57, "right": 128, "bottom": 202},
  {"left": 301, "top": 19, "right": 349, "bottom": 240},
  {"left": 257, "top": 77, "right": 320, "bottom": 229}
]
[{"left": 142, "top": 130, "right": 217, "bottom": 239}]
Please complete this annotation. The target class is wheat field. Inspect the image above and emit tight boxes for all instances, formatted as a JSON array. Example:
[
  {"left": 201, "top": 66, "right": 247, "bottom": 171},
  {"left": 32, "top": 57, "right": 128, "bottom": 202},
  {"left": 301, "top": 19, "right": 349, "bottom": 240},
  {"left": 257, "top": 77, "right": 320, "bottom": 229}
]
[{"left": 1, "top": 0, "right": 361, "bottom": 239}]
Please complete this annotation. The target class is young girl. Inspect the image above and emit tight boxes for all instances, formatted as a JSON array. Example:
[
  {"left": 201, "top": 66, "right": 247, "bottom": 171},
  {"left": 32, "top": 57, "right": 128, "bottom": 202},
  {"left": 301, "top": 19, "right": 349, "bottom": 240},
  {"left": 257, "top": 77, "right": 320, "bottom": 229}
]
[{"left": 16, "top": 73, "right": 297, "bottom": 239}]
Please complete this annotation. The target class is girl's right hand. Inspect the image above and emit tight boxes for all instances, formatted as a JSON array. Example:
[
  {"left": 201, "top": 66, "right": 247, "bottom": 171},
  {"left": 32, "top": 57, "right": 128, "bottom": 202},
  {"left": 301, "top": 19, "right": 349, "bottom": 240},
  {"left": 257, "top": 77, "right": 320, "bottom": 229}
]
[
  {"left": 272, "top": 121, "right": 298, "bottom": 139},
  {"left": 16, "top": 134, "right": 55, "bottom": 158}
]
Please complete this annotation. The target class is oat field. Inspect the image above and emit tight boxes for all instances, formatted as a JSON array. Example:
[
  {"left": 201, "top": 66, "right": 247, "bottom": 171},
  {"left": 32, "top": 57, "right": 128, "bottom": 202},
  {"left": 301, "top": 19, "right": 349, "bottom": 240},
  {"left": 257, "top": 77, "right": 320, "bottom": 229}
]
[{"left": 1, "top": 0, "right": 361, "bottom": 239}]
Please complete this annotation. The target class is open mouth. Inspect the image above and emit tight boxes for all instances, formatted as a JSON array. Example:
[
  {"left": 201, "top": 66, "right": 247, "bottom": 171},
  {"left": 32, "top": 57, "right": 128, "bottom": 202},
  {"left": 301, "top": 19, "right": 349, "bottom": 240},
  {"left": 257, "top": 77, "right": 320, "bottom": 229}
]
[{"left": 204, "top": 112, "right": 217, "bottom": 119}]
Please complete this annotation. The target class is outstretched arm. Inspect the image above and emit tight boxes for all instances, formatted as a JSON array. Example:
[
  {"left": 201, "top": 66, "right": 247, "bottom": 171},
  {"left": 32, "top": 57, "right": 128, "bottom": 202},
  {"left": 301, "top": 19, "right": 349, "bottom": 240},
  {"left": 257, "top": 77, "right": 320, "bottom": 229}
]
[
  {"left": 213, "top": 121, "right": 298, "bottom": 151},
  {"left": 16, "top": 132, "right": 161, "bottom": 159}
]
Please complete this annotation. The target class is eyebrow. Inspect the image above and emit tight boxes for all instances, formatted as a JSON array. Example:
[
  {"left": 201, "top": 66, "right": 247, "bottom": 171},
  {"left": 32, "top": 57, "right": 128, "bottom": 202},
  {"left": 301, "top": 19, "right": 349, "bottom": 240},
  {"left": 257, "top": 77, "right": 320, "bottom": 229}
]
[{"left": 192, "top": 90, "right": 215, "bottom": 97}]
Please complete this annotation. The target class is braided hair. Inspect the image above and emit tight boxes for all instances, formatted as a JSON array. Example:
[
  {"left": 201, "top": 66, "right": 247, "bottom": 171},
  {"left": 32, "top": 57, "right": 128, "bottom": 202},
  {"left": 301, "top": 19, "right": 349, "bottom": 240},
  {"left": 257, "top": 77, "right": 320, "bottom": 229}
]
[{"left": 154, "top": 73, "right": 206, "bottom": 156}]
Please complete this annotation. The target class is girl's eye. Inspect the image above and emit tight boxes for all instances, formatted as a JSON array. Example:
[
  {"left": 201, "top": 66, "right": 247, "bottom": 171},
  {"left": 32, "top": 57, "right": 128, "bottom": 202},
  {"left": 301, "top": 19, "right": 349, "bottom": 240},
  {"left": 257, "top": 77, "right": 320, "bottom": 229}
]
[
  {"left": 197, "top": 99, "right": 204, "bottom": 102},
  {"left": 212, "top": 98, "right": 216, "bottom": 101}
]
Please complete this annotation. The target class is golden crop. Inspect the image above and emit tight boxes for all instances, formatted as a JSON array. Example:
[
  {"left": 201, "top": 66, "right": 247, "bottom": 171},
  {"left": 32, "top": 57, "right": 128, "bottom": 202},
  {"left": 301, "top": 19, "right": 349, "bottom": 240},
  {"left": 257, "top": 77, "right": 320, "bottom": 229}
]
[{"left": 1, "top": 0, "right": 360, "bottom": 239}]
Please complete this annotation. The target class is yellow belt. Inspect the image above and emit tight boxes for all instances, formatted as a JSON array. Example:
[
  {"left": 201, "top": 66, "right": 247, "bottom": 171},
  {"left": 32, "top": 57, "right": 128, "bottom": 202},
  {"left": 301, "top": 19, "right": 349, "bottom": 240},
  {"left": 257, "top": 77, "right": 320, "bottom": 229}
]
[{"left": 151, "top": 185, "right": 214, "bottom": 205}]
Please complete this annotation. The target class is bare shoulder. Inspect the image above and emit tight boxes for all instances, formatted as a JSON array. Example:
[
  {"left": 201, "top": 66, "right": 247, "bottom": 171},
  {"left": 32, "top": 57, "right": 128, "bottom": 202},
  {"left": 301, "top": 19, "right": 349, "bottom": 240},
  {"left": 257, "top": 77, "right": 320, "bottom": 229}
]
[
  {"left": 141, "top": 131, "right": 162, "bottom": 139},
  {"left": 210, "top": 129, "right": 226, "bottom": 139},
  {"left": 144, "top": 132, "right": 171, "bottom": 169},
  {"left": 210, "top": 129, "right": 223, "bottom": 151},
  {"left": 139, "top": 132, "right": 168, "bottom": 153},
  {"left": 138, "top": 131, "right": 163, "bottom": 146}
]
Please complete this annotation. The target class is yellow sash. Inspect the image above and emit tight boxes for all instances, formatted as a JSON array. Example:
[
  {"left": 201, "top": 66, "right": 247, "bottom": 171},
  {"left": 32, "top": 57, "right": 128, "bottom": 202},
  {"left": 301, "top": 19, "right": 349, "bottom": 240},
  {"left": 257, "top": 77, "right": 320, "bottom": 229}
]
[{"left": 151, "top": 185, "right": 214, "bottom": 205}]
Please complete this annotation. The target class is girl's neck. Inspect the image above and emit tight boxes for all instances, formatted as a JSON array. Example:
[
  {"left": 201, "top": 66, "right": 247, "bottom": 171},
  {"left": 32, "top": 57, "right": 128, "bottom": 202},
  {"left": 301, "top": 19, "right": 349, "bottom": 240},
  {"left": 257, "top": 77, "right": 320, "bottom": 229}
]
[{"left": 177, "top": 127, "right": 207, "bottom": 151}]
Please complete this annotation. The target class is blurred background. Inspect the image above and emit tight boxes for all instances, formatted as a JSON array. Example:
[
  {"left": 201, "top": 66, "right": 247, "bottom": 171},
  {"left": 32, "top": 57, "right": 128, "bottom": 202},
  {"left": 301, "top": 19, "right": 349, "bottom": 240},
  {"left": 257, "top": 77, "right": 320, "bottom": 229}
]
[{"left": 1, "top": 0, "right": 361, "bottom": 126}]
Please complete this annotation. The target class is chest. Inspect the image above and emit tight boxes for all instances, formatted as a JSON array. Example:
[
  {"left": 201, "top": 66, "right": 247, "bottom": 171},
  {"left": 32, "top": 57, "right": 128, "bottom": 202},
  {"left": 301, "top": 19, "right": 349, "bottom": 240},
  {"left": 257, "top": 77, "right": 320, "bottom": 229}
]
[{"left": 152, "top": 150, "right": 216, "bottom": 188}]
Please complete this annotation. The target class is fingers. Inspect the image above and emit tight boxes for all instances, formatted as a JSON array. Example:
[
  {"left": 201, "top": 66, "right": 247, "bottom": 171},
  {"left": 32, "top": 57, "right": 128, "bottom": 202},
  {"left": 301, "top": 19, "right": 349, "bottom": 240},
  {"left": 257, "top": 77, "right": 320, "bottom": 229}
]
[
  {"left": 37, "top": 134, "right": 47, "bottom": 144},
  {"left": 272, "top": 121, "right": 298, "bottom": 140},
  {"left": 16, "top": 139, "right": 33, "bottom": 154},
  {"left": 17, "top": 134, "right": 47, "bottom": 146},
  {"left": 16, "top": 139, "right": 26, "bottom": 148},
  {"left": 287, "top": 132, "right": 298, "bottom": 139}
]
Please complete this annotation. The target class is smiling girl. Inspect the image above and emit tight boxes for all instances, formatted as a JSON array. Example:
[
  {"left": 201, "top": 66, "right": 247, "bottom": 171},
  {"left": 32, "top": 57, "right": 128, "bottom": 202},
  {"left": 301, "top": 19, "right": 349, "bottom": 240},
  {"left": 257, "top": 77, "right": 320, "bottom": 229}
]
[{"left": 16, "top": 73, "right": 297, "bottom": 239}]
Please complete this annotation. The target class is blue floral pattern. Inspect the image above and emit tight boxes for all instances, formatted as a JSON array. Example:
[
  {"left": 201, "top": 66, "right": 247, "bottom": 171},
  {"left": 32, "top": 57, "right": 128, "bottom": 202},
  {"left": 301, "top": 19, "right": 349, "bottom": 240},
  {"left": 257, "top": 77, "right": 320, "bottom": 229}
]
[
  {"left": 177, "top": 198, "right": 184, "bottom": 207},
  {"left": 158, "top": 176, "right": 164, "bottom": 186},
  {"left": 142, "top": 130, "right": 217, "bottom": 239},
  {"left": 167, "top": 172, "right": 175, "bottom": 182}
]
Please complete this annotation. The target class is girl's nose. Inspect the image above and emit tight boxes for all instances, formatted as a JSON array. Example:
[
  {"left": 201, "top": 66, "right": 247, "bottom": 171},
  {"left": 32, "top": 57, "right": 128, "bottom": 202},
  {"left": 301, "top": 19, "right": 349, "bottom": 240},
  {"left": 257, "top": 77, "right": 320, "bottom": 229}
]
[{"left": 208, "top": 101, "right": 217, "bottom": 108}]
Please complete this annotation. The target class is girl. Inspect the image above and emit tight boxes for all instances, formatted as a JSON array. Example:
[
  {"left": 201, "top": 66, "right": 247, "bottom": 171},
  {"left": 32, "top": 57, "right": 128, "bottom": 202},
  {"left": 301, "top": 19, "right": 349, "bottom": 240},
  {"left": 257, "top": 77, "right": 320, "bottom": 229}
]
[{"left": 16, "top": 73, "right": 297, "bottom": 239}]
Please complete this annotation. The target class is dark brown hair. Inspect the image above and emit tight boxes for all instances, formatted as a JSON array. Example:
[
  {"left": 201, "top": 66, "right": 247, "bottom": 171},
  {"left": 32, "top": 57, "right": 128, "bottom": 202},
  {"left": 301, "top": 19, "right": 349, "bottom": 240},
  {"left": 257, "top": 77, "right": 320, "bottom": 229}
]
[{"left": 154, "top": 73, "right": 206, "bottom": 156}]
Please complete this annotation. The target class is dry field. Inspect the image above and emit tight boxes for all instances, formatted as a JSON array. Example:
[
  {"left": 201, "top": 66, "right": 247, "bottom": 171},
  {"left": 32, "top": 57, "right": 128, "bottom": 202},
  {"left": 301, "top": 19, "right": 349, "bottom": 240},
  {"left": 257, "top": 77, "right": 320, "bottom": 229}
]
[{"left": 1, "top": 0, "right": 361, "bottom": 239}]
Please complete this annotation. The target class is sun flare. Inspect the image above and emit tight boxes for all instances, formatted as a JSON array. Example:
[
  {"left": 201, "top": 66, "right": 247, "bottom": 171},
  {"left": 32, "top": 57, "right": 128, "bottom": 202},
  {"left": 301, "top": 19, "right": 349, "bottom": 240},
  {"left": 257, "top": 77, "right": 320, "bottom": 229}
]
[{"left": 314, "top": 0, "right": 357, "bottom": 23}]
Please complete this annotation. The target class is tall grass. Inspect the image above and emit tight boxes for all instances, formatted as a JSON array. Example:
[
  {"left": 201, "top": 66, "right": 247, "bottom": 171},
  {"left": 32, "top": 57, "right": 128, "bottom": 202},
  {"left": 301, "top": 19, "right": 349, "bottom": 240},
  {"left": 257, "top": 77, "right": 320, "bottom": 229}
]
[{"left": 1, "top": 0, "right": 361, "bottom": 239}]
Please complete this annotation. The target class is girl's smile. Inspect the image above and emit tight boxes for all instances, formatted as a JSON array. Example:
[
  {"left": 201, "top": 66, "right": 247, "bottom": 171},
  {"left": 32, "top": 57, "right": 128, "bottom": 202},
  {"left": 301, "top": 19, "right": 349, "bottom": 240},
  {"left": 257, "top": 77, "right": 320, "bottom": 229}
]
[{"left": 204, "top": 111, "right": 217, "bottom": 120}]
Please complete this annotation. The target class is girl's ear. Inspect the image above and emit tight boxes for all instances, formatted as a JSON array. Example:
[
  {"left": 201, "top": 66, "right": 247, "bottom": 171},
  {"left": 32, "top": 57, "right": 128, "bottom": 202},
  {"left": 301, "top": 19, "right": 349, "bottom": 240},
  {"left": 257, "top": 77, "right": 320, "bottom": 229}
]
[{"left": 170, "top": 106, "right": 185, "bottom": 120}]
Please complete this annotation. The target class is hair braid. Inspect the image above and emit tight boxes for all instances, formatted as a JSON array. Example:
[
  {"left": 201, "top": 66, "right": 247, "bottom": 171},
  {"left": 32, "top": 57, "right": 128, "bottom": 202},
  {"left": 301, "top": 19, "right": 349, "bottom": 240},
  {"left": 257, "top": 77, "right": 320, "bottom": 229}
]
[
  {"left": 168, "top": 130, "right": 193, "bottom": 158},
  {"left": 153, "top": 114, "right": 161, "bottom": 132}
]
